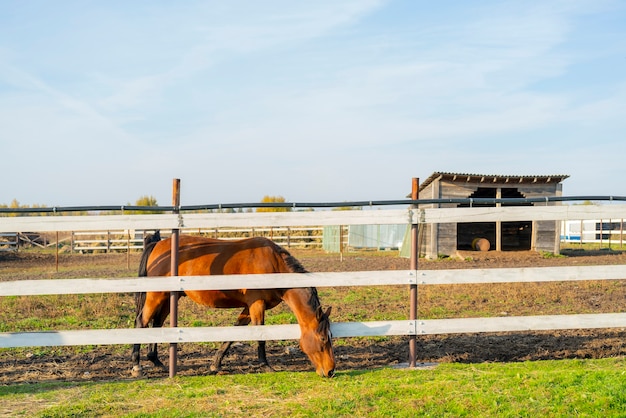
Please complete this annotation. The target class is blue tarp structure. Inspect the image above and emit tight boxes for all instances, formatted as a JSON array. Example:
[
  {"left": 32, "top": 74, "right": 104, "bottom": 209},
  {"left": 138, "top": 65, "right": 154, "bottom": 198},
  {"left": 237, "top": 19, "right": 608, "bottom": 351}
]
[{"left": 323, "top": 224, "right": 409, "bottom": 253}]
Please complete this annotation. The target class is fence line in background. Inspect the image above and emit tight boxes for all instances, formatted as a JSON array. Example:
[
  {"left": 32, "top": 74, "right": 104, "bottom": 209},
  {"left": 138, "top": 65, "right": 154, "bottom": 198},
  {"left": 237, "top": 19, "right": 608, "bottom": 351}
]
[
  {"left": 70, "top": 227, "right": 326, "bottom": 253},
  {"left": 561, "top": 219, "right": 625, "bottom": 247}
]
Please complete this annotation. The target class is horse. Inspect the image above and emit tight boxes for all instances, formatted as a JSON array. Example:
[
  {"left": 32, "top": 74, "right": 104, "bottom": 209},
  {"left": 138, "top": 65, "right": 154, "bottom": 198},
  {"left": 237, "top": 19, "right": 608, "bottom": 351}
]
[{"left": 131, "top": 232, "right": 336, "bottom": 378}]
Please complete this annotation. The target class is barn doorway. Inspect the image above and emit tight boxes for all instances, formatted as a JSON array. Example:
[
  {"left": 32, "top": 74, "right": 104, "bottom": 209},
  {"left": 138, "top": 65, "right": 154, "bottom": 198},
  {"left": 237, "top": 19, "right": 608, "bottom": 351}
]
[{"left": 456, "top": 187, "right": 533, "bottom": 251}]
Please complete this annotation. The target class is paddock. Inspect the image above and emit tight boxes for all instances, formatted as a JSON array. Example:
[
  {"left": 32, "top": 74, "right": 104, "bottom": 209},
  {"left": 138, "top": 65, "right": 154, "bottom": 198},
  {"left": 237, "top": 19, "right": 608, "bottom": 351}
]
[{"left": 1, "top": 184, "right": 625, "bottom": 379}]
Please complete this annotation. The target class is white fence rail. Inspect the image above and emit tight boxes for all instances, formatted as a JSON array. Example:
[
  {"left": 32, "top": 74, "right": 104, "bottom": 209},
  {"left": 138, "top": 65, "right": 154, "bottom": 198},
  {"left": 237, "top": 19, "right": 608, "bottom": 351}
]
[
  {"left": 2, "top": 204, "right": 626, "bottom": 233},
  {"left": 0, "top": 265, "right": 625, "bottom": 348},
  {"left": 1, "top": 204, "right": 625, "bottom": 355}
]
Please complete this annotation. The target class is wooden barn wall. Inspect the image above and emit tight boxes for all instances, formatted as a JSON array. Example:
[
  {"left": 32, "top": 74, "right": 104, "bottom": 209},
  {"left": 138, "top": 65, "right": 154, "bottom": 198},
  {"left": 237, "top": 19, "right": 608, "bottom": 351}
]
[
  {"left": 534, "top": 220, "right": 559, "bottom": 253},
  {"left": 419, "top": 179, "right": 563, "bottom": 257},
  {"left": 520, "top": 183, "right": 562, "bottom": 253}
]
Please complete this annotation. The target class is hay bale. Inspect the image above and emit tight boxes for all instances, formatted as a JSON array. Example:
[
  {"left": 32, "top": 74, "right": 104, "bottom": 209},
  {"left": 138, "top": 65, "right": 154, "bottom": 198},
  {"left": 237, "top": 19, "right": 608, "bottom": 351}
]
[{"left": 471, "top": 238, "right": 490, "bottom": 252}]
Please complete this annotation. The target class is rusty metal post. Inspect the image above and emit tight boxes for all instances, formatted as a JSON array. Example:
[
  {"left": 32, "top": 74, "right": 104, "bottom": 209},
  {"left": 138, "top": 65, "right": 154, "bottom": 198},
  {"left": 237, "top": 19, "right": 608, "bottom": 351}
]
[
  {"left": 409, "top": 178, "right": 419, "bottom": 367},
  {"left": 169, "top": 179, "right": 181, "bottom": 378}
]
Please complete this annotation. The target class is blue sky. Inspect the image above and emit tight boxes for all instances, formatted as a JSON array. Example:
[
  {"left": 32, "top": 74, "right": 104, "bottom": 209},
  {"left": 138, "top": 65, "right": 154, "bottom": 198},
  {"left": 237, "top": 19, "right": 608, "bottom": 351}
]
[{"left": 1, "top": 0, "right": 625, "bottom": 207}]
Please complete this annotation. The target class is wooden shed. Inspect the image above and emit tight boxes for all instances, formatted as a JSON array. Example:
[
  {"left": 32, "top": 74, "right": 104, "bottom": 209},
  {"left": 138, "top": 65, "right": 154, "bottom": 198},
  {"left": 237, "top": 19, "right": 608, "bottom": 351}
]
[{"left": 417, "top": 172, "right": 569, "bottom": 258}]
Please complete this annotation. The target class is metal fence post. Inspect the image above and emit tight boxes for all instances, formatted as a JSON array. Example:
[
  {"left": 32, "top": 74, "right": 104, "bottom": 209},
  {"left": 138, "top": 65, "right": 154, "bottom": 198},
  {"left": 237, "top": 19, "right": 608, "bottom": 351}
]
[
  {"left": 169, "top": 178, "right": 181, "bottom": 378},
  {"left": 409, "top": 177, "right": 419, "bottom": 367}
]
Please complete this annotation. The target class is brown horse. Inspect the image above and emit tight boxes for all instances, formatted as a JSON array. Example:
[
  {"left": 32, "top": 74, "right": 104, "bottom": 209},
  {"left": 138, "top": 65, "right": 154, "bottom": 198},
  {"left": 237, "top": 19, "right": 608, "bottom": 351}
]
[{"left": 131, "top": 233, "right": 335, "bottom": 378}]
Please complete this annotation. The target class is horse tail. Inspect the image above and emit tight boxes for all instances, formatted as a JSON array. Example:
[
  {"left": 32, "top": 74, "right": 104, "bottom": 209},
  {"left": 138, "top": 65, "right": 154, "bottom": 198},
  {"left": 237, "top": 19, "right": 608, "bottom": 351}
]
[{"left": 135, "top": 231, "right": 161, "bottom": 326}]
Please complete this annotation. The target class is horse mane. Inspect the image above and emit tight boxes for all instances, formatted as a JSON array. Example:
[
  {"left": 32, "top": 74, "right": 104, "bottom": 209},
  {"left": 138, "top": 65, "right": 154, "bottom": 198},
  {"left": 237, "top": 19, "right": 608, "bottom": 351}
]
[
  {"left": 275, "top": 245, "right": 308, "bottom": 274},
  {"left": 275, "top": 244, "right": 326, "bottom": 317}
]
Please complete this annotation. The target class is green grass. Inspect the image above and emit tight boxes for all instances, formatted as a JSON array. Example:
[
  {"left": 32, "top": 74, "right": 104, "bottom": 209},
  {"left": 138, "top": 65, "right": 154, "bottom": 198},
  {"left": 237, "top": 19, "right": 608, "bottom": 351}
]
[
  {"left": 1, "top": 358, "right": 625, "bottom": 417},
  {"left": 2, "top": 249, "right": 626, "bottom": 416}
]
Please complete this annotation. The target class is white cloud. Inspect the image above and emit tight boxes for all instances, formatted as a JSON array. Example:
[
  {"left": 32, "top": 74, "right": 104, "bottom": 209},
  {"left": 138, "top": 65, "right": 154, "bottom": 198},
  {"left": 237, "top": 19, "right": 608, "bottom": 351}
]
[{"left": 1, "top": 0, "right": 625, "bottom": 205}]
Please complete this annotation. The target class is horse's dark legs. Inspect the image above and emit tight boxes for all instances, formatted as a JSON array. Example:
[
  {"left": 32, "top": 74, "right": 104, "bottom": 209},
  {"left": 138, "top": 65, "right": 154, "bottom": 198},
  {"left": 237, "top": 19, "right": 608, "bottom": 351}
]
[
  {"left": 146, "top": 305, "right": 170, "bottom": 369},
  {"left": 210, "top": 308, "right": 251, "bottom": 373},
  {"left": 257, "top": 341, "right": 268, "bottom": 366},
  {"left": 248, "top": 300, "right": 271, "bottom": 370},
  {"left": 131, "top": 343, "right": 141, "bottom": 366},
  {"left": 131, "top": 293, "right": 169, "bottom": 377},
  {"left": 211, "top": 302, "right": 272, "bottom": 374},
  {"left": 131, "top": 303, "right": 146, "bottom": 376}
]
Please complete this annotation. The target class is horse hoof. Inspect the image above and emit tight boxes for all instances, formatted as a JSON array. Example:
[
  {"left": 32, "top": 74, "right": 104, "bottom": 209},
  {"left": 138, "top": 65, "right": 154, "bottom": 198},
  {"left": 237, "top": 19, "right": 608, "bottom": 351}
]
[
  {"left": 131, "top": 365, "right": 143, "bottom": 378},
  {"left": 260, "top": 363, "right": 274, "bottom": 373}
]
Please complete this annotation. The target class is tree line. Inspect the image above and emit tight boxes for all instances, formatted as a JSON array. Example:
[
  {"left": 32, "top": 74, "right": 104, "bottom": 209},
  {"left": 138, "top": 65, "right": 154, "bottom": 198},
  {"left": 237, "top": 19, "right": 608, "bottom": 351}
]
[{"left": 1, "top": 195, "right": 360, "bottom": 216}]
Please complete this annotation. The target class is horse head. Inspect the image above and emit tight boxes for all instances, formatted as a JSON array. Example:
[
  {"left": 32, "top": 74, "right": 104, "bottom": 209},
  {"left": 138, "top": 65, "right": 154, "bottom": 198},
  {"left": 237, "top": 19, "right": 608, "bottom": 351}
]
[{"left": 299, "top": 306, "right": 335, "bottom": 378}]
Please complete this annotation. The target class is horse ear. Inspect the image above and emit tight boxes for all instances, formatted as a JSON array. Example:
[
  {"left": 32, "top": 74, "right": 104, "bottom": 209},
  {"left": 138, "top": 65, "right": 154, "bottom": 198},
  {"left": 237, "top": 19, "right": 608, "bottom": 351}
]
[{"left": 324, "top": 306, "right": 332, "bottom": 318}]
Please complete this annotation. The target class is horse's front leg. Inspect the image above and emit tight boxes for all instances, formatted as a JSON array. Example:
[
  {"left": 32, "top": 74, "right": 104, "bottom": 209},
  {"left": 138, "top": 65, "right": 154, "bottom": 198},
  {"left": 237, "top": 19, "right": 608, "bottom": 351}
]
[{"left": 249, "top": 299, "right": 272, "bottom": 372}]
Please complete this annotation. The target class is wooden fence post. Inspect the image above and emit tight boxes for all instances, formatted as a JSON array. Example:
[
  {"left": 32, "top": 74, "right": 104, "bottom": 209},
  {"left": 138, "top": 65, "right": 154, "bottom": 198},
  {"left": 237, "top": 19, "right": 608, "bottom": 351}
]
[
  {"left": 409, "top": 178, "right": 419, "bottom": 367},
  {"left": 169, "top": 179, "right": 181, "bottom": 378}
]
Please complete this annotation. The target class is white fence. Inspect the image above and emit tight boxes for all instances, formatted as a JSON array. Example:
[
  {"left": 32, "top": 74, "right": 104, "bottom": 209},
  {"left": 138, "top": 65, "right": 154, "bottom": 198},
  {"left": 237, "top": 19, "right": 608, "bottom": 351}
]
[
  {"left": 1, "top": 204, "right": 625, "bottom": 358},
  {"left": 0, "top": 233, "right": 18, "bottom": 252},
  {"left": 561, "top": 219, "right": 625, "bottom": 246},
  {"left": 70, "top": 227, "right": 324, "bottom": 253}
]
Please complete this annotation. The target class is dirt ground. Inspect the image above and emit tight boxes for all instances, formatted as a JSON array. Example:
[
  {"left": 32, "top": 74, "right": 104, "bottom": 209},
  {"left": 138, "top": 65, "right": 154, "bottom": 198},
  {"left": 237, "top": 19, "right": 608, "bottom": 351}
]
[{"left": 1, "top": 247, "right": 625, "bottom": 384}]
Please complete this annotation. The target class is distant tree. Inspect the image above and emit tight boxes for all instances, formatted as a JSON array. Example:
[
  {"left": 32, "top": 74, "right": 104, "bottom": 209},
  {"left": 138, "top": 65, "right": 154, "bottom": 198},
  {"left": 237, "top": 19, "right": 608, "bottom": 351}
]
[
  {"left": 136, "top": 196, "right": 158, "bottom": 207},
  {"left": 0, "top": 199, "right": 52, "bottom": 216},
  {"left": 256, "top": 195, "right": 291, "bottom": 212},
  {"left": 332, "top": 206, "right": 362, "bottom": 211},
  {"left": 0, "top": 199, "right": 21, "bottom": 217},
  {"left": 132, "top": 195, "right": 160, "bottom": 214}
]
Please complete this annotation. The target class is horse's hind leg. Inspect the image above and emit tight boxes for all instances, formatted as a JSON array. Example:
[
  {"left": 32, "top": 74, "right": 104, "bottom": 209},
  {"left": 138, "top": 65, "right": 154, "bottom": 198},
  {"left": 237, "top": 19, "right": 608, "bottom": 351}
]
[
  {"left": 146, "top": 303, "right": 170, "bottom": 370},
  {"left": 131, "top": 292, "right": 168, "bottom": 377},
  {"left": 210, "top": 308, "right": 251, "bottom": 374}
]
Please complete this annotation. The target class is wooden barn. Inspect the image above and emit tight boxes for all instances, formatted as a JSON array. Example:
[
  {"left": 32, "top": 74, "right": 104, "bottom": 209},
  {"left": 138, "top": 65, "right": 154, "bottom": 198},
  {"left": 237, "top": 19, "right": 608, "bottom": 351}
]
[{"left": 416, "top": 172, "right": 569, "bottom": 258}]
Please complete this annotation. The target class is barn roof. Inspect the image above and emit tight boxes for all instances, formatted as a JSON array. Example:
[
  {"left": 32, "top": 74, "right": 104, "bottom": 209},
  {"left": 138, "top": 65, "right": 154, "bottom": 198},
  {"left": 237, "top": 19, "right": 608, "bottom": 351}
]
[{"left": 418, "top": 172, "right": 569, "bottom": 192}]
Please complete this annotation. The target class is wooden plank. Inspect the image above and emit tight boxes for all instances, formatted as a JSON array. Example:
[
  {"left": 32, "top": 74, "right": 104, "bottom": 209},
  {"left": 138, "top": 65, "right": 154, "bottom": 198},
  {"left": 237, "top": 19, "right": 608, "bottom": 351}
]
[
  {"left": 0, "top": 214, "right": 180, "bottom": 233},
  {"left": 0, "top": 270, "right": 416, "bottom": 296},
  {"left": 332, "top": 320, "right": 415, "bottom": 338},
  {"left": 0, "top": 321, "right": 411, "bottom": 348},
  {"left": 1, "top": 265, "right": 624, "bottom": 296},
  {"left": 182, "top": 210, "right": 411, "bottom": 228},
  {"left": 1, "top": 205, "right": 625, "bottom": 233},
  {"left": 416, "top": 265, "right": 626, "bottom": 285},
  {"left": 0, "top": 210, "right": 410, "bottom": 233},
  {"left": 420, "top": 205, "right": 626, "bottom": 224},
  {"left": 2, "top": 313, "right": 624, "bottom": 348},
  {"left": 418, "top": 313, "right": 626, "bottom": 334},
  {"left": 0, "top": 325, "right": 302, "bottom": 348}
]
